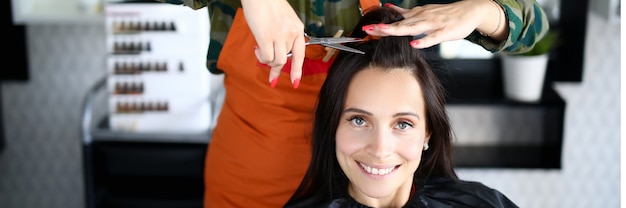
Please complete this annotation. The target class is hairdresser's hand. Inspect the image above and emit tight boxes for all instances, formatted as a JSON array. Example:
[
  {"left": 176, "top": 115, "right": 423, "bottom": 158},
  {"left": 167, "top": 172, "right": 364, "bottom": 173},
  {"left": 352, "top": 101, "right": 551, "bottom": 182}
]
[
  {"left": 363, "top": 0, "right": 506, "bottom": 49},
  {"left": 242, "top": 0, "right": 305, "bottom": 88}
]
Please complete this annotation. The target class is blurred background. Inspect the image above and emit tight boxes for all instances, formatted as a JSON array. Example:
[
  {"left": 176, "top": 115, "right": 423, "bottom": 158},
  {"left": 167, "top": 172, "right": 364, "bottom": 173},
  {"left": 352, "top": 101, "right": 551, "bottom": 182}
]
[{"left": 0, "top": 0, "right": 620, "bottom": 207}]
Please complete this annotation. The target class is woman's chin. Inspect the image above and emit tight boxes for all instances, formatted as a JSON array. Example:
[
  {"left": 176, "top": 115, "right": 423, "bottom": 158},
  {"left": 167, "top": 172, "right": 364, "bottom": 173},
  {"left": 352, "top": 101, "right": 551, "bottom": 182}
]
[{"left": 355, "top": 185, "right": 396, "bottom": 200}]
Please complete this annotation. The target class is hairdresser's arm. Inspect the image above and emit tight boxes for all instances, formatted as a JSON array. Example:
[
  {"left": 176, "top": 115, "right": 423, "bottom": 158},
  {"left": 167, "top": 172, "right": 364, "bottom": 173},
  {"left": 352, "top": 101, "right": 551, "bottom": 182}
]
[
  {"left": 364, "top": 0, "right": 549, "bottom": 54},
  {"left": 242, "top": 0, "right": 305, "bottom": 88}
]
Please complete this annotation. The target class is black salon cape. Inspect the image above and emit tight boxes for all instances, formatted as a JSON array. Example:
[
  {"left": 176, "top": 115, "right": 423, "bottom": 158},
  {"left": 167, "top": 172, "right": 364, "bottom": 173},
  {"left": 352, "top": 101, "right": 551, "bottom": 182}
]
[{"left": 313, "top": 178, "right": 519, "bottom": 208}]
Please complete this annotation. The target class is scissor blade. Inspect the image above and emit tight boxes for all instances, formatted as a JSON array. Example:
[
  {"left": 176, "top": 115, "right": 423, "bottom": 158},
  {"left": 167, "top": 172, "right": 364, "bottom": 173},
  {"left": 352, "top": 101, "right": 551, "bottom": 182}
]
[
  {"left": 308, "top": 37, "right": 363, "bottom": 45},
  {"left": 326, "top": 37, "right": 364, "bottom": 44},
  {"left": 323, "top": 43, "right": 365, "bottom": 54}
]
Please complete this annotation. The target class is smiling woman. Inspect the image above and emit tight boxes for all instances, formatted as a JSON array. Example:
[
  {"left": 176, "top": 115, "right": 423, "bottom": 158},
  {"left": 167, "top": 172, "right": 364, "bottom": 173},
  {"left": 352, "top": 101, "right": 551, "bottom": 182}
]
[
  {"left": 284, "top": 7, "right": 518, "bottom": 208},
  {"left": 335, "top": 67, "right": 427, "bottom": 207}
]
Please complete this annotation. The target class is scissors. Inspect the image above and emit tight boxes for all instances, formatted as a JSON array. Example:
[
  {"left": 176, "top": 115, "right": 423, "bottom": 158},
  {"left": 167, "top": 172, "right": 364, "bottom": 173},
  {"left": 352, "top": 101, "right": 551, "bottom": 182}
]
[{"left": 287, "top": 33, "right": 365, "bottom": 57}]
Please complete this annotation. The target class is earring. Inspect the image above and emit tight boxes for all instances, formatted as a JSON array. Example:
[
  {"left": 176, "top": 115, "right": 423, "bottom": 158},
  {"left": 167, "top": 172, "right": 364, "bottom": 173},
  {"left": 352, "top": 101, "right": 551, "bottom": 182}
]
[{"left": 423, "top": 143, "right": 429, "bottom": 151}]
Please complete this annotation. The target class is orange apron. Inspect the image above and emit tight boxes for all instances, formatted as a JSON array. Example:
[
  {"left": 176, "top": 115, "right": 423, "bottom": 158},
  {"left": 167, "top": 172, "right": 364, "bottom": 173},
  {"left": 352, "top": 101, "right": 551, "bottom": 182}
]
[{"left": 204, "top": 8, "right": 330, "bottom": 208}]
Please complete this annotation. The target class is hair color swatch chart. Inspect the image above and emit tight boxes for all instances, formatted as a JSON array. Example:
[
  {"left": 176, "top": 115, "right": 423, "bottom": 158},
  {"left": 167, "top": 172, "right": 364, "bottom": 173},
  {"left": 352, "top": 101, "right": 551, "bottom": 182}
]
[{"left": 104, "top": 2, "right": 212, "bottom": 134}]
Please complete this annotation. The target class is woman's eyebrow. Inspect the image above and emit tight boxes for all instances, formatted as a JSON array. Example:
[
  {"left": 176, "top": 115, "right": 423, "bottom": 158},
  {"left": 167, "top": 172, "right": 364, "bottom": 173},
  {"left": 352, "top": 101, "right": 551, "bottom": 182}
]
[
  {"left": 343, "top": 108, "right": 372, "bottom": 116},
  {"left": 394, "top": 112, "right": 421, "bottom": 121}
]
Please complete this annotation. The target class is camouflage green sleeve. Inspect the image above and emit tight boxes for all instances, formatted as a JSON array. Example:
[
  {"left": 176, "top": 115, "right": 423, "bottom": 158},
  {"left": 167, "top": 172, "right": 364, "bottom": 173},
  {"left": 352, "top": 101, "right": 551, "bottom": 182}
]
[{"left": 466, "top": 0, "right": 550, "bottom": 54}]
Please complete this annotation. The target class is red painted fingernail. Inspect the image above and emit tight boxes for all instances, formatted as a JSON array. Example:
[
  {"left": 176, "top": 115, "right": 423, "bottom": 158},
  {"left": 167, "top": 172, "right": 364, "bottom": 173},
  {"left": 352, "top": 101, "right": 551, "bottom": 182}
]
[
  {"left": 410, "top": 40, "right": 420, "bottom": 47},
  {"left": 377, "top": 24, "right": 389, "bottom": 29},
  {"left": 270, "top": 78, "right": 278, "bottom": 88},
  {"left": 362, "top": 25, "right": 373, "bottom": 31},
  {"left": 292, "top": 79, "right": 301, "bottom": 89},
  {"left": 384, "top": 3, "right": 395, "bottom": 7}
]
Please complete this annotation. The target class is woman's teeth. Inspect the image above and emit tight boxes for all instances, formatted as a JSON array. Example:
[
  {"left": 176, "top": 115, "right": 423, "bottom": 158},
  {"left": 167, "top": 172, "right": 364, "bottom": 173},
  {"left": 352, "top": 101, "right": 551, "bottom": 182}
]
[{"left": 359, "top": 162, "right": 394, "bottom": 175}]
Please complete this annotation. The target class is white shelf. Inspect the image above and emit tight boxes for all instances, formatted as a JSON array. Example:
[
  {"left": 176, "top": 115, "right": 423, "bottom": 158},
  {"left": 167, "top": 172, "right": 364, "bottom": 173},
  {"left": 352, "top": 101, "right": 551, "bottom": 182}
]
[{"left": 12, "top": 0, "right": 104, "bottom": 24}]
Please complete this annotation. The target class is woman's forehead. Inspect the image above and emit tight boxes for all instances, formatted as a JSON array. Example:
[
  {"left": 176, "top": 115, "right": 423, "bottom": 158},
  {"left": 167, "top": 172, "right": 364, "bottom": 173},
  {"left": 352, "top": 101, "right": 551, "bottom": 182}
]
[{"left": 344, "top": 67, "right": 425, "bottom": 114}]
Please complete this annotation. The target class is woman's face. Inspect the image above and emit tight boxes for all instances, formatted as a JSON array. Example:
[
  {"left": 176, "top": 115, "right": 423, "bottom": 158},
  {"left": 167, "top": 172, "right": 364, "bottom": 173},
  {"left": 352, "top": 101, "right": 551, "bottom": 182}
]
[{"left": 336, "top": 67, "right": 429, "bottom": 207}]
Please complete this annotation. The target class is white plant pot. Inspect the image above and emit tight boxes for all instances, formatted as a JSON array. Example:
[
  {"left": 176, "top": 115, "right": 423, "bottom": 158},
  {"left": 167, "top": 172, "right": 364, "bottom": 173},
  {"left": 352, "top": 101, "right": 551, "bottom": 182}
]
[{"left": 500, "top": 54, "right": 549, "bottom": 103}]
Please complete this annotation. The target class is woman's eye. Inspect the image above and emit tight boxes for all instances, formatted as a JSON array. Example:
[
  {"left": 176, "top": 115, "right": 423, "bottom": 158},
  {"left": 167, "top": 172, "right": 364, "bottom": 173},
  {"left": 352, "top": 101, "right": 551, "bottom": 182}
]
[
  {"left": 348, "top": 116, "right": 366, "bottom": 126},
  {"left": 396, "top": 121, "right": 413, "bottom": 130}
]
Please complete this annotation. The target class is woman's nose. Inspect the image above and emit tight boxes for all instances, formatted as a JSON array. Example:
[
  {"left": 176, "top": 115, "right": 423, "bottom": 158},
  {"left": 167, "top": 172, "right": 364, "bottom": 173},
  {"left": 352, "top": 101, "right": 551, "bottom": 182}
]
[{"left": 365, "top": 128, "right": 394, "bottom": 159}]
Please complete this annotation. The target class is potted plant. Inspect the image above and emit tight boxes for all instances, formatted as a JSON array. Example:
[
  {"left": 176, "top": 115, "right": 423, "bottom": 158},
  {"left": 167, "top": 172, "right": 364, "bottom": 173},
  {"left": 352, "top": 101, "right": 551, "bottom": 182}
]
[{"left": 500, "top": 31, "right": 560, "bottom": 103}]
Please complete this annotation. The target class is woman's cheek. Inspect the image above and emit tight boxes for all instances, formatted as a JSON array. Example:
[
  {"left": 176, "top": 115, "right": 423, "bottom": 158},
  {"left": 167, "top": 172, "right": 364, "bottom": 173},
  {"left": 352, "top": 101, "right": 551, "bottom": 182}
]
[
  {"left": 396, "top": 132, "right": 426, "bottom": 160},
  {"left": 335, "top": 127, "right": 366, "bottom": 154}
]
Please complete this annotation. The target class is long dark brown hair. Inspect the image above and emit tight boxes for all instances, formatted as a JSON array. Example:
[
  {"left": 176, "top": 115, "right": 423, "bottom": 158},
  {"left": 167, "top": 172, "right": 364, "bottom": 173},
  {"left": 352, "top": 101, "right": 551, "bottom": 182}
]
[{"left": 284, "top": 6, "right": 457, "bottom": 208}]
